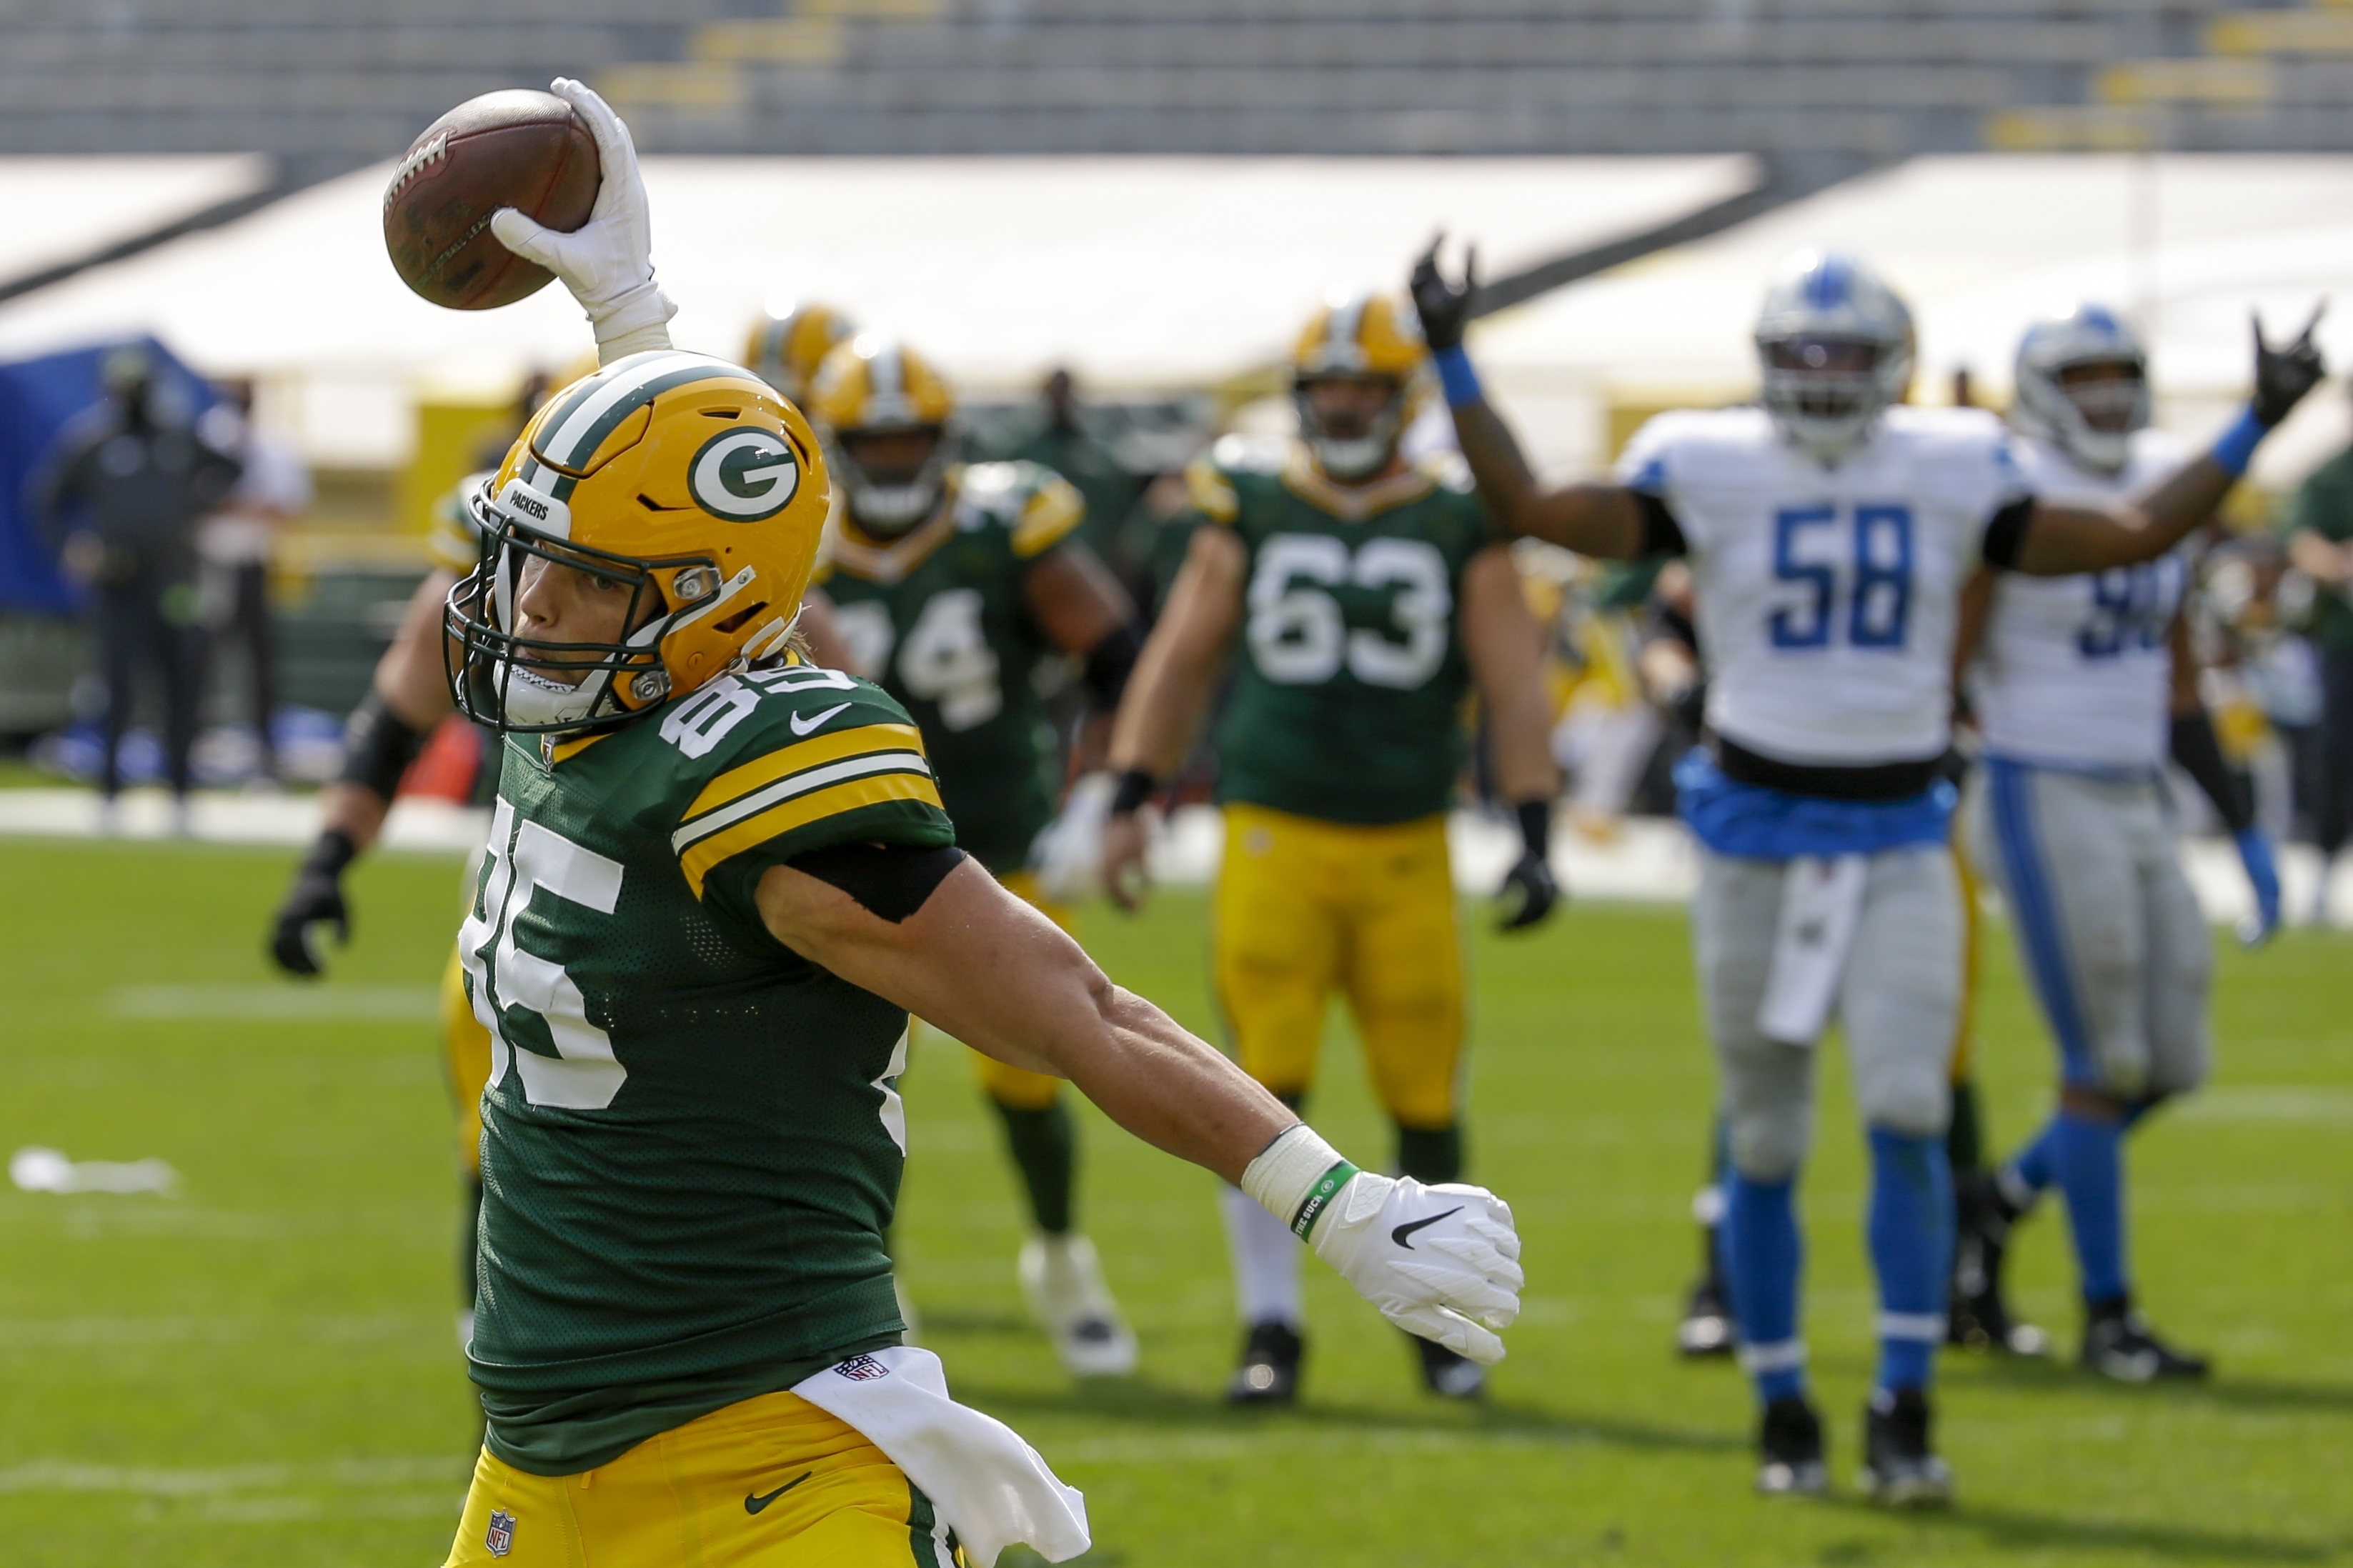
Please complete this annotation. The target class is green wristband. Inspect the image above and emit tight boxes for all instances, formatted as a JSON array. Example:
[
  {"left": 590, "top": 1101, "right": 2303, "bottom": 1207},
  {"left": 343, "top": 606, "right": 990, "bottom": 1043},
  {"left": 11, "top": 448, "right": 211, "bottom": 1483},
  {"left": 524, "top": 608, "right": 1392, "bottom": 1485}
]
[{"left": 1290, "top": 1160, "right": 1360, "bottom": 1239}]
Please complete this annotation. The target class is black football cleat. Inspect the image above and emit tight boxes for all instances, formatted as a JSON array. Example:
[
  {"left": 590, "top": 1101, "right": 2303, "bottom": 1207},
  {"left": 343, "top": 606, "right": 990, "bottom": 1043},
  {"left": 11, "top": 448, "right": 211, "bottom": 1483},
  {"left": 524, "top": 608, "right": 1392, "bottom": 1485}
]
[
  {"left": 2081, "top": 1299, "right": 2210, "bottom": 1383},
  {"left": 1950, "top": 1176, "right": 2049, "bottom": 1357},
  {"left": 1860, "top": 1387, "right": 1954, "bottom": 1509},
  {"left": 1755, "top": 1394, "right": 1829, "bottom": 1497},
  {"left": 1226, "top": 1319, "right": 1303, "bottom": 1406},
  {"left": 1411, "top": 1332, "right": 1487, "bottom": 1399},
  {"left": 1678, "top": 1272, "right": 1736, "bottom": 1358}
]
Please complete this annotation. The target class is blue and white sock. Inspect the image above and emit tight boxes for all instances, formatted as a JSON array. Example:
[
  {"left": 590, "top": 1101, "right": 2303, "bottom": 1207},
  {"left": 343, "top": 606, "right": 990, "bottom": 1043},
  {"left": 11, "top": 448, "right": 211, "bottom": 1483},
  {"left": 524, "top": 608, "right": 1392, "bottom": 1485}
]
[
  {"left": 1868, "top": 1127, "right": 1953, "bottom": 1394},
  {"left": 2051, "top": 1109, "right": 2129, "bottom": 1304},
  {"left": 1723, "top": 1168, "right": 1806, "bottom": 1402}
]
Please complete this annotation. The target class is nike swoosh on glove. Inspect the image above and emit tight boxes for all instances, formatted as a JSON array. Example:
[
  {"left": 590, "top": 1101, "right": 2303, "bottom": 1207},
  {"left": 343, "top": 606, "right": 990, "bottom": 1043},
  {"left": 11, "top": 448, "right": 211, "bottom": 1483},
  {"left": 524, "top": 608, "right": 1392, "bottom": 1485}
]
[
  {"left": 491, "top": 78, "right": 676, "bottom": 362},
  {"left": 1310, "top": 1173, "right": 1523, "bottom": 1365}
]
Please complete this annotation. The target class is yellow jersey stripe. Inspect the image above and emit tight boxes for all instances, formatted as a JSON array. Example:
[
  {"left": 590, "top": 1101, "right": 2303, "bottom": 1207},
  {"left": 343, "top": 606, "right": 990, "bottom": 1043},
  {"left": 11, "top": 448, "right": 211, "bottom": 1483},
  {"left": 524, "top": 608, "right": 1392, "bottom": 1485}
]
[
  {"left": 685, "top": 722, "right": 925, "bottom": 819},
  {"left": 680, "top": 770, "right": 945, "bottom": 896},
  {"left": 674, "top": 747, "right": 932, "bottom": 856}
]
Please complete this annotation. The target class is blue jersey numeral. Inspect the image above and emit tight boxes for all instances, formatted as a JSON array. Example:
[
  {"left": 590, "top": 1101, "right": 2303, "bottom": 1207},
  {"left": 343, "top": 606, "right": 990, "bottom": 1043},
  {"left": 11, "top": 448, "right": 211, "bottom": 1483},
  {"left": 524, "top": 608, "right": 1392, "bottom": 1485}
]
[
  {"left": 2076, "top": 563, "right": 2170, "bottom": 659},
  {"left": 1769, "top": 504, "right": 1914, "bottom": 651}
]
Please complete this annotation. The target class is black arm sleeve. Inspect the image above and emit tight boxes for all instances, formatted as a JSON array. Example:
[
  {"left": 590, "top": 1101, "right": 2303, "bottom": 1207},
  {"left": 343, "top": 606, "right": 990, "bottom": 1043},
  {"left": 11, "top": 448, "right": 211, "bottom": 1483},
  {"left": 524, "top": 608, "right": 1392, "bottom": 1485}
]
[
  {"left": 1980, "top": 496, "right": 2036, "bottom": 571},
  {"left": 337, "top": 691, "right": 429, "bottom": 803},
  {"left": 2170, "top": 709, "right": 2252, "bottom": 833},
  {"left": 785, "top": 842, "right": 969, "bottom": 923},
  {"left": 1080, "top": 621, "right": 1145, "bottom": 710},
  {"left": 1633, "top": 491, "right": 1687, "bottom": 559}
]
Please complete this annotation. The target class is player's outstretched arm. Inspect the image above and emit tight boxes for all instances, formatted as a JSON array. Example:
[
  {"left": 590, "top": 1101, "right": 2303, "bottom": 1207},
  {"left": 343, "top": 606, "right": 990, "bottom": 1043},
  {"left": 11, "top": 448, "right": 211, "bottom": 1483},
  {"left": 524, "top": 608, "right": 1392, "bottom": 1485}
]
[
  {"left": 2163, "top": 609, "right": 2281, "bottom": 944},
  {"left": 2011, "top": 309, "right": 2326, "bottom": 576},
  {"left": 267, "top": 569, "right": 459, "bottom": 976},
  {"left": 755, "top": 855, "right": 1526, "bottom": 1362},
  {"left": 1099, "top": 524, "right": 1245, "bottom": 908},
  {"left": 1410, "top": 241, "right": 1648, "bottom": 559},
  {"left": 1461, "top": 544, "right": 1563, "bottom": 929}
]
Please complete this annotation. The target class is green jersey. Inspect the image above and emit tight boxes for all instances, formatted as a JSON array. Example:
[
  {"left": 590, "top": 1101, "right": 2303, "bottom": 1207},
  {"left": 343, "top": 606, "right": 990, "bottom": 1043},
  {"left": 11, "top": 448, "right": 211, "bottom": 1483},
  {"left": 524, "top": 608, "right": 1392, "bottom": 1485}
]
[
  {"left": 817, "top": 461, "right": 1086, "bottom": 873},
  {"left": 1190, "top": 438, "right": 1497, "bottom": 826},
  {"left": 2284, "top": 445, "right": 2353, "bottom": 649},
  {"left": 458, "top": 662, "right": 955, "bottom": 1476}
]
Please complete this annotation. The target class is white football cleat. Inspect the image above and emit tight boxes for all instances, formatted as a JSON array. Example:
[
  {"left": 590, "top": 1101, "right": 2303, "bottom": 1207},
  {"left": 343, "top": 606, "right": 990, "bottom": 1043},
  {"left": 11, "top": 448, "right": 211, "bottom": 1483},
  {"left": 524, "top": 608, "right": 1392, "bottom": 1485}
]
[{"left": 1019, "top": 1233, "right": 1137, "bottom": 1377}]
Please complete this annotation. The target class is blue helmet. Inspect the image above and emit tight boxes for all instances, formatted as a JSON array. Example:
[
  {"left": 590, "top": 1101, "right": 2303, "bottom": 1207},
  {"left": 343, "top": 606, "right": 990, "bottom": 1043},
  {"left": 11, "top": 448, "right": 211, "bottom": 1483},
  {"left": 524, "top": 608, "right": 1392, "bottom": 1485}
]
[
  {"left": 2011, "top": 304, "right": 2149, "bottom": 476},
  {"left": 1754, "top": 250, "right": 1914, "bottom": 463}
]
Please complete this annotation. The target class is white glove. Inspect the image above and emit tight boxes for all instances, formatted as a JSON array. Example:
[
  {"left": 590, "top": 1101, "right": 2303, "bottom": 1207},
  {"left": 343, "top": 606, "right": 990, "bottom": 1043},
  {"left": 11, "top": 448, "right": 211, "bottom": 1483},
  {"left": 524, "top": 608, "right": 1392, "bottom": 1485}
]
[
  {"left": 490, "top": 77, "right": 676, "bottom": 364},
  {"left": 1240, "top": 1125, "right": 1523, "bottom": 1365},
  {"left": 1311, "top": 1172, "right": 1523, "bottom": 1364},
  {"left": 1028, "top": 771, "right": 1114, "bottom": 904}
]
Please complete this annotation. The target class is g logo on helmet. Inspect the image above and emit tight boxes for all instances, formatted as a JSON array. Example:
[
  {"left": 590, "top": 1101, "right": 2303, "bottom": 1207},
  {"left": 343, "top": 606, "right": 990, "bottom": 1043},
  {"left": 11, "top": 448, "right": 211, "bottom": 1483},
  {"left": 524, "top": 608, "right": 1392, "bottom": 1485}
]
[{"left": 690, "top": 428, "right": 801, "bottom": 521}]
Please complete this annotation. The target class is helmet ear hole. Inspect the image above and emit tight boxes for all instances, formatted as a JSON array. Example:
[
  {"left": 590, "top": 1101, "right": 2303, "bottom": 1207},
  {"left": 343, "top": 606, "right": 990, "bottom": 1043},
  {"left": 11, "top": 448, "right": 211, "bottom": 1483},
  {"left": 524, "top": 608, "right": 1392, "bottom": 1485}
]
[{"left": 712, "top": 599, "right": 772, "bottom": 637}]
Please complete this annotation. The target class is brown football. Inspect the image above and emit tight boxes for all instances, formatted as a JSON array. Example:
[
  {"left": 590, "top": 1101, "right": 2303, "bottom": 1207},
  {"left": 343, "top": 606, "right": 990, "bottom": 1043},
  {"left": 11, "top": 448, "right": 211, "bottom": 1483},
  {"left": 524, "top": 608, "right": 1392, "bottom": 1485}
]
[{"left": 383, "top": 89, "right": 600, "bottom": 311}]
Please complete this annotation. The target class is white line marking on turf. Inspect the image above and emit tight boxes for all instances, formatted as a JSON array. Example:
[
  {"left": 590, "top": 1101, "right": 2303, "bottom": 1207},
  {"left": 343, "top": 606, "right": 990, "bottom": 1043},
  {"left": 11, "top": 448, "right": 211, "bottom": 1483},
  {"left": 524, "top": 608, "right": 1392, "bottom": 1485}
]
[
  {"left": 0, "top": 1456, "right": 463, "bottom": 1497},
  {"left": 108, "top": 985, "right": 439, "bottom": 1020},
  {"left": 2178, "top": 1087, "right": 2353, "bottom": 1122}
]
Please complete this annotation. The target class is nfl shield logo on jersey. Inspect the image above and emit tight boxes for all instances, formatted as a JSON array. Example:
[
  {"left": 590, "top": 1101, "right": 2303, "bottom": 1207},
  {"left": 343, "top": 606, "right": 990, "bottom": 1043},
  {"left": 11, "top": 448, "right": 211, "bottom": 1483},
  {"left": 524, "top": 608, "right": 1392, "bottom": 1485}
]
[
  {"left": 834, "top": 1353, "right": 891, "bottom": 1382},
  {"left": 484, "top": 1509, "right": 517, "bottom": 1557}
]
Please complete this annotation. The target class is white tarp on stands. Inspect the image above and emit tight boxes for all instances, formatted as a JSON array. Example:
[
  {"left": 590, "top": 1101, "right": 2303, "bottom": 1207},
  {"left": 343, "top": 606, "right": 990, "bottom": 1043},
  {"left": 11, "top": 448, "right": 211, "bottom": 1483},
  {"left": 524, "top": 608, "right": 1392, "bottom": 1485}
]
[
  {"left": 0, "top": 156, "right": 272, "bottom": 286},
  {"left": 1472, "top": 154, "right": 2353, "bottom": 484},
  {"left": 0, "top": 154, "right": 1756, "bottom": 466}
]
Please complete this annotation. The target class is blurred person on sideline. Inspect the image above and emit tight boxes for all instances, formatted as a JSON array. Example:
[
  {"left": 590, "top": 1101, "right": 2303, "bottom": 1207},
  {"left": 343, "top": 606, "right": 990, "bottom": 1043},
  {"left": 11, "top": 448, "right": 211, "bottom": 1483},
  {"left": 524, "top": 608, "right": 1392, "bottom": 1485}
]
[
  {"left": 2280, "top": 424, "right": 2353, "bottom": 922},
  {"left": 995, "top": 366, "right": 1141, "bottom": 564},
  {"left": 27, "top": 344, "right": 241, "bottom": 824},
  {"left": 197, "top": 379, "right": 311, "bottom": 784}
]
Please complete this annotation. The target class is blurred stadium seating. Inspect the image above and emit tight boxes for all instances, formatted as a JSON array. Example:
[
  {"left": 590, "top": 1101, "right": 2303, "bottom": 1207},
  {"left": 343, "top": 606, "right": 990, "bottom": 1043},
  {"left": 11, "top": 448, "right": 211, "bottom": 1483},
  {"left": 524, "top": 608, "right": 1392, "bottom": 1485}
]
[{"left": 6, "top": 1, "right": 2353, "bottom": 178}]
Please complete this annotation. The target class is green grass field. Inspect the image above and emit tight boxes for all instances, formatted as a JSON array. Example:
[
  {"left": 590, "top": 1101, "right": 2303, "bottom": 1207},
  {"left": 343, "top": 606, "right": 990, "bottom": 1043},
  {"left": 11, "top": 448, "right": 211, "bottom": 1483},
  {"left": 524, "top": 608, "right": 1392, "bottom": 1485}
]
[{"left": 1, "top": 836, "right": 2348, "bottom": 1567}]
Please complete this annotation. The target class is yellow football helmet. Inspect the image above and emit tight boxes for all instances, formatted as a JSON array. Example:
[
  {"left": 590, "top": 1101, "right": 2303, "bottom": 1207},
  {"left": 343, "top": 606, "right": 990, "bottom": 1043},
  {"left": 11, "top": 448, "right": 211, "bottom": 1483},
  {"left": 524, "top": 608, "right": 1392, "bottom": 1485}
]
[
  {"left": 445, "top": 350, "right": 830, "bottom": 734},
  {"left": 743, "top": 301, "right": 854, "bottom": 402},
  {"left": 1291, "top": 290, "right": 1428, "bottom": 481},
  {"left": 807, "top": 334, "right": 957, "bottom": 535}
]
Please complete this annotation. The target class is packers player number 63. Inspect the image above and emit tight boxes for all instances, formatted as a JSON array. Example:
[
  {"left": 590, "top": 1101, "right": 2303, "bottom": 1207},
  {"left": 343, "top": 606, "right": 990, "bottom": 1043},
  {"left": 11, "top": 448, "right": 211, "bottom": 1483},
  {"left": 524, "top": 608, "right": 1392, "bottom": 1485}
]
[{"left": 421, "top": 80, "right": 1524, "bottom": 1568}]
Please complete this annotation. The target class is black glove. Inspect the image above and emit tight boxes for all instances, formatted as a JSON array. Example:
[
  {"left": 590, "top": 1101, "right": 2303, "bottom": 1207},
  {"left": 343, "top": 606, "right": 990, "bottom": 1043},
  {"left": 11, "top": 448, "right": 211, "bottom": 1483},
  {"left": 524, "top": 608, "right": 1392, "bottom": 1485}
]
[
  {"left": 1409, "top": 236, "right": 1478, "bottom": 354},
  {"left": 1496, "top": 800, "right": 1559, "bottom": 932},
  {"left": 269, "top": 830, "right": 357, "bottom": 977},
  {"left": 2252, "top": 304, "right": 2327, "bottom": 427}
]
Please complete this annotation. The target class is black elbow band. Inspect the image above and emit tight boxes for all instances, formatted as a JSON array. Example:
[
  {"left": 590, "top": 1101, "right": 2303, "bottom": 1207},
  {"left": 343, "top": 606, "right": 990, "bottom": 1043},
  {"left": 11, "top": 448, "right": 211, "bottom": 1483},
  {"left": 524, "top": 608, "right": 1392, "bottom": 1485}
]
[
  {"left": 337, "top": 692, "right": 428, "bottom": 802},
  {"left": 1081, "top": 621, "right": 1145, "bottom": 709},
  {"left": 1980, "top": 496, "right": 2035, "bottom": 570},
  {"left": 2171, "top": 710, "right": 2252, "bottom": 832},
  {"left": 788, "top": 842, "right": 967, "bottom": 923},
  {"left": 1633, "top": 492, "right": 1688, "bottom": 558}
]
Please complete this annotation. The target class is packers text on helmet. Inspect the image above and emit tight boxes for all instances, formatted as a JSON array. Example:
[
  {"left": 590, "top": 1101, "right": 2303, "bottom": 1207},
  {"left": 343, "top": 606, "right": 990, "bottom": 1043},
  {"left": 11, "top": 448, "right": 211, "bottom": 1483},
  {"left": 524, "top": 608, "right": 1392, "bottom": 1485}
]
[{"left": 444, "top": 349, "right": 831, "bottom": 734}]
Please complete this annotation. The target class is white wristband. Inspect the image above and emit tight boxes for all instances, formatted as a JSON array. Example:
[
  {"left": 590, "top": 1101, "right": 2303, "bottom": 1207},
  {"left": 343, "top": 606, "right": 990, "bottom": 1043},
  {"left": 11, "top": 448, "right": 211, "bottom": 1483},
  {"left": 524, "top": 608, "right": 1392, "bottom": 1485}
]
[
  {"left": 591, "top": 283, "right": 677, "bottom": 365},
  {"left": 1239, "top": 1124, "right": 1358, "bottom": 1239}
]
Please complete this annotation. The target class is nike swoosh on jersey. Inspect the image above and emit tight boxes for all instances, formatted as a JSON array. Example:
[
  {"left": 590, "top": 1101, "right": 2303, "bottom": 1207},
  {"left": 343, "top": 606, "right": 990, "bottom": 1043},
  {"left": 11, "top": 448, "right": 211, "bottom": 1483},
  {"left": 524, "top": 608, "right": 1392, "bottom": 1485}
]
[
  {"left": 790, "top": 702, "right": 853, "bottom": 736},
  {"left": 1391, "top": 1207, "right": 1462, "bottom": 1249},
  {"left": 744, "top": 1472, "right": 814, "bottom": 1514}
]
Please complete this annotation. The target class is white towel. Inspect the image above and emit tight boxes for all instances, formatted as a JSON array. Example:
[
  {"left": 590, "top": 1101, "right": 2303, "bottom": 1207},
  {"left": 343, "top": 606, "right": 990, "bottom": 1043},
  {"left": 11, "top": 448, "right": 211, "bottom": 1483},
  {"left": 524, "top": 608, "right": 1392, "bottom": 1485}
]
[
  {"left": 792, "top": 1346, "right": 1091, "bottom": 1567},
  {"left": 1756, "top": 854, "right": 1869, "bottom": 1047}
]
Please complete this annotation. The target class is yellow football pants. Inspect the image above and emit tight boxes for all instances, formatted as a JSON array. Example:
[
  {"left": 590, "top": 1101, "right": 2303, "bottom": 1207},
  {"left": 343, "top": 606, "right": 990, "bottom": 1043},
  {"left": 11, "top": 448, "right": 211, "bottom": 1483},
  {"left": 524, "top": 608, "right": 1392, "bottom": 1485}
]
[
  {"left": 1212, "top": 803, "right": 1465, "bottom": 1129},
  {"left": 442, "top": 945, "right": 493, "bottom": 1180},
  {"left": 958, "top": 871, "right": 1070, "bottom": 1112},
  {"left": 445, "top": 1389, "right": 963, "bottom": 1567}
]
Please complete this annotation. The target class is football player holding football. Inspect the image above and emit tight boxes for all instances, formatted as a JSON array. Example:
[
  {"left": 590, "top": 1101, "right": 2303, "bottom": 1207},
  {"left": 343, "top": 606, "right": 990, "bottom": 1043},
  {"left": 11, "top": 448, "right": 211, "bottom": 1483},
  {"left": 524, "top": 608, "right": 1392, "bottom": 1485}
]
[
  {"left": 1101, "top": 292, "right": 1562, "bottom": 1406},
  {"left": 1951, "top": 304, "right": 2284, "bottom": 1384},
  {"left": 1413, "top": 241, "right": 2319, "bottom": 1503},
  {"left": 800, "top": 331, "right": 1150, "bottom": 1378},
  {"left": 431, "top": 80, "right": 1521, "bottom": 1568}
]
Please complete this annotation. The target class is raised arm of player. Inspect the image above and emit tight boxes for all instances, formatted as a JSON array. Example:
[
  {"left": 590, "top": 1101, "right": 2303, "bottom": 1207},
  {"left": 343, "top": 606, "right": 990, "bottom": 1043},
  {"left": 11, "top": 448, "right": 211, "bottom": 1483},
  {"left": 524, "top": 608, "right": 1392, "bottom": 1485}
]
[
  {"left": 1461, "top": 544, "right": 1564, "bottom": 929},
  {"left": 2009, "top": 314, "right": 2324, "bottom": 576},
  {"left": 267, "top": 566, "right": 459, "bottom": 975},
  {"left": 755, "top": 853, "right": 1524, "bottom": 1362},
  {"left": 1097, "top": 522, "right": 1245, "bottom": 907},
  {"left": 1410, "top": 241, "right": 1649, "bottom": 559}
]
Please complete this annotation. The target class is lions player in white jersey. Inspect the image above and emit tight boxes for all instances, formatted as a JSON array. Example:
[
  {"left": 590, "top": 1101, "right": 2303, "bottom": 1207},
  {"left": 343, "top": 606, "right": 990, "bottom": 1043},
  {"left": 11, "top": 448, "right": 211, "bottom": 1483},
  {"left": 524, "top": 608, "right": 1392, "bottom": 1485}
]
[
  {"left": 1951, "top": 306, "right": 2282, "bottom": 1384},
  {"left": 1411, "top": 244, "right": 2322, "bottom": 1504}
]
